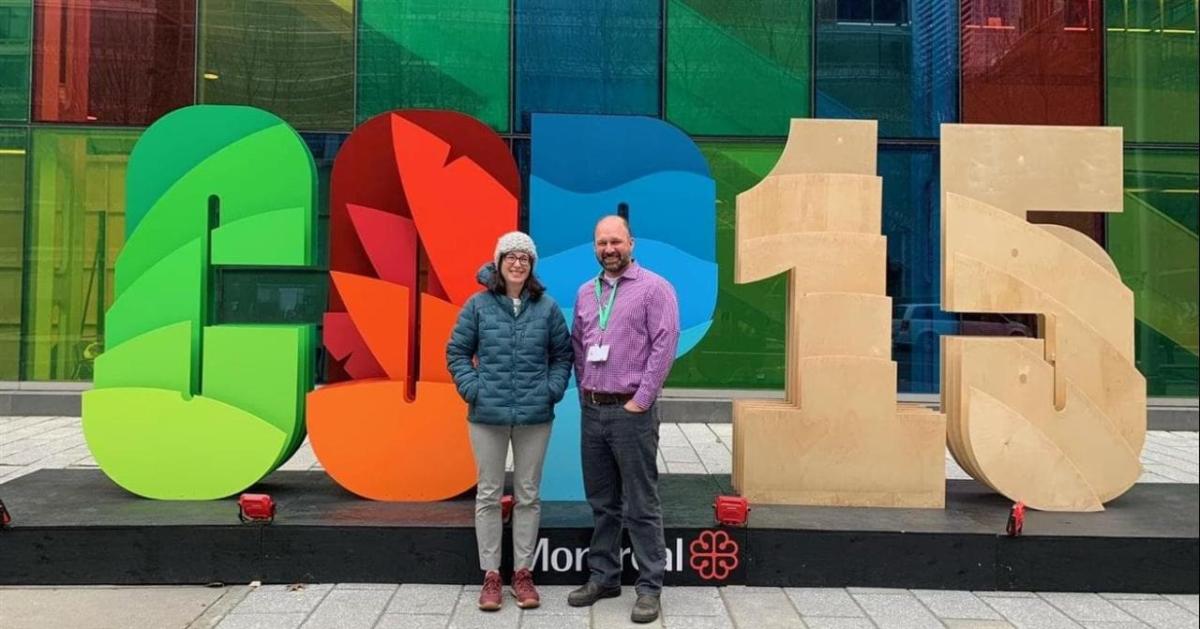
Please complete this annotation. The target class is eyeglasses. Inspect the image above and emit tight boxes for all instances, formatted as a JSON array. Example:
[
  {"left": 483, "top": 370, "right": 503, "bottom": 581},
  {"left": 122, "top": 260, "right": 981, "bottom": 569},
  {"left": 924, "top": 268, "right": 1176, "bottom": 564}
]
[{"left": 503, "top": 253, "right": 531, "bottom": 266}]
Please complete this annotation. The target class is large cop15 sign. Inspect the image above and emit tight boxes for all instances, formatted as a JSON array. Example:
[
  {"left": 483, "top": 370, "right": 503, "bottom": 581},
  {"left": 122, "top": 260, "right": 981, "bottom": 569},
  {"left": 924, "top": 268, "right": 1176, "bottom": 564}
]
[{"left": 82, "top": 106, "right": 1145, "bottom": 513}]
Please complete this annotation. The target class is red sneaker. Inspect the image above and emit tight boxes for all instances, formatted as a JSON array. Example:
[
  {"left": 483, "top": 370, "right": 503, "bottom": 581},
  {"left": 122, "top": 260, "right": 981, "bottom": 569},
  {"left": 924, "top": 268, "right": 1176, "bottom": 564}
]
[
  {"left": 512, "top": 568, "right": 540, "bottom": 609},
  {"left": 478, "top": 570, "right": 503, "bottom": 611}
]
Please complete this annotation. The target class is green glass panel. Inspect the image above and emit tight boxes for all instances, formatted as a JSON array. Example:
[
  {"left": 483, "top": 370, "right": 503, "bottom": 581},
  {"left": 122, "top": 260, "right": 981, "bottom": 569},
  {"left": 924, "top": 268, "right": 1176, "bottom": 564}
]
[
  {"left": 1108, "top": 149, "right": 1199, "bottom": 397},
  {"left": 1106, "top": 0, "right": 1200, "bottom": 144},
  {"left": 668, "top": 143, "right": 786, "bottom": 388},
  {"left": 666, "top": 0, "right": 811, "bottom": 136},
  {"left": 23, "top": 128, "right": 138, "bottom": 381},
  {"left": 198, "top": 0, "right": 355, "bottom": 131},
  {"left": 0, "top": 0, "right": 32, "bottom": 121},
  {"left": 358, "top": 0, "right": 509, "bottom": 131},
  {"left": 0, "top": 128, "right": 26, "bottom": 379}
]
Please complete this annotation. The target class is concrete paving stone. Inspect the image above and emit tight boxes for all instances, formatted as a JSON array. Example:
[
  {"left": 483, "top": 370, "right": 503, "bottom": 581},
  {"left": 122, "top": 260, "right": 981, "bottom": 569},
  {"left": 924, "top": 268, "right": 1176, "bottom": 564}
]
[
  {"left": 373, "top": 614, "right": 450, "bottom": 629},
  {"left": 216, "top": 613, "right": 308, "bottom": 629},
  {"left": 661, "top": 446, "right": 700, "bottom": 464},
  {"left": 679, "top": 424, "right": 720, "bottom": 445},
  {"left": 975, "top": 591, "right": 1039, "bottom": 598},
  {"left": 722, "top": 588, "right": 804, "bottom": 628},
  {"left": 847, "top": 588, "right": 910, "bottom": 595},
  {"left": 1144, "top": 464, "right": 1198, "bottom": 482},
  {"left": 785, "top": 588, "right": 865, "bottom": 617},
  {"left": 1099, "top": 594, "right": 1171, "bottom": 601},
  {"left": 1108, "top": 599, "right": 1199, "bottom": 629},
  {"left": 803, "top": 618, "right": 878, "bottom": 629},
  {"left": 1039, "top": 593, "right": 1138, "bottom": 622},
  {"left": 911, "top": 590, "right": 1001, "bottom": 620},
  {"left": 448, "top": 587, "right": 521, "bottom": 629},
  {"left": 519, "top": 585, "right": 589, "bottom": 616},
  {"left": 590, "top": 589, "right": 665, "bottom": 628},
  {"left": 385, "top": 584, "right": 462, "bottom": 615},
  {"left": 332, "top": 583, "right": 398, "bottom": 591},
  {"left": 299, "top": 589, "right": 393, "bottom": 629},
  {"left": 231, "top": 583, "right": 334, "bottom": 614},
  {"left": 661, "top": 614, "right": 736, "bottom": 629},
  {"left": 940, "top": 621, "right": 1015, "bottom": 629},
  {"left": 665, "top": 462, "right": 707, "bottom": 474},
  {"left": 1163, "top": 594, "right": 1199, "bottom": 615},
  {"left": 659, "top": 586, "right": 725, "bottom": 616},
  {"left": 852, "top": 593, "right": 943, "bottom": 629},
  {"left": 1078, "top": 623, "right": 1152, "bottom": 629},
  {"left": 0, "top": 586, "right": 226, "bottom": 629},
  {"left": 520, "top": 615, "right": 591, "bottom": 629},
  {"left": 982, "top": 596, "right": 1083, "bottom": 629}
]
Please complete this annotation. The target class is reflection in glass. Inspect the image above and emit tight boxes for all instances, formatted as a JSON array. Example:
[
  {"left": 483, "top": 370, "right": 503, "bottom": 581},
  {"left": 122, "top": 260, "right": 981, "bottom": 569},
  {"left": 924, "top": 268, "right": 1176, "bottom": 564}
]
[
  {"left": 23, "top": 129, "right": 138, "bottom": 380},
  {"left": 816, "top": 0, "right": 957, "bottom": 138},
  {"left": 357, "top": 0, "right": 509, "bottom": 130},
  {"left": 32, "top": 0, "right": 195, "bottom": 125},
  {"left": 961, "top": 0, "right": 1102, "bottom": 125},
  {"left": 0, "top": 128, "right": 26, "bottom": 379},
  {"left": 0, "top": 0, "right": 32, "bottom": 121},
  {"left": 199, "top": 0, "right": 353, "bottom": 131},
  {"left": 1108, "top": 149, "right": 1199, "bottom": 397},
  {"left": 515, "top": 0, "right": 660, "bottom": 132},
  {"left": 1106, "top": 0, "right": 1200, "bottom": 144},
  {"left": 666, "top": 0, "right": 811, "bottom": 136}
]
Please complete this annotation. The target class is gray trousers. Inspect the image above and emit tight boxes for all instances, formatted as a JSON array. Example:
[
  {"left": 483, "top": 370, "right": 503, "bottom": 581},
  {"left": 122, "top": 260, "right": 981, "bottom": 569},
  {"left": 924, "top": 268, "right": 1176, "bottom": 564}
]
[
  {"left": 582, "top": 402, "right": 665, "bottom": 595},
  {"left": 468, "top": 421, "right": 553, "bottom": 572}
]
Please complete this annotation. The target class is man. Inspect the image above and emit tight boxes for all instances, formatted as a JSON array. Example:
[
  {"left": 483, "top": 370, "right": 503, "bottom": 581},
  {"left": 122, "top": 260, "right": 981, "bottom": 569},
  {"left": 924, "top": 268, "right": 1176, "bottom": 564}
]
[{"left": 567, "top": 215, "right": 680, "bottom": 623}]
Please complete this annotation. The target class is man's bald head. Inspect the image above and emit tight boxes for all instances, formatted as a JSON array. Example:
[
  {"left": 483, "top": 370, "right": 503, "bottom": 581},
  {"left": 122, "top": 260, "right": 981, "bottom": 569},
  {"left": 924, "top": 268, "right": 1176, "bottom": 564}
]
[{"left": 594, "top": 215, "right": 632, "bottom": 239}]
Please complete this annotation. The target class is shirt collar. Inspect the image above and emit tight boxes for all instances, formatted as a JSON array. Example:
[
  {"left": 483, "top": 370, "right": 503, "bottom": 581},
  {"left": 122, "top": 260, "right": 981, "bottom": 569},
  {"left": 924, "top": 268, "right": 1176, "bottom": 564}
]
[{"left": 602, "top": 261, "right": 641, "bottom": 286}]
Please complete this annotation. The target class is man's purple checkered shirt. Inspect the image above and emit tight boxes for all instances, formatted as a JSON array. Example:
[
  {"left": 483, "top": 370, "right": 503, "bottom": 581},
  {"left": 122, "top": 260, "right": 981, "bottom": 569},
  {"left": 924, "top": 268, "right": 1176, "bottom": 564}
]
[{"left": 571, "top": 262, "right": 681, "bottom": 409}]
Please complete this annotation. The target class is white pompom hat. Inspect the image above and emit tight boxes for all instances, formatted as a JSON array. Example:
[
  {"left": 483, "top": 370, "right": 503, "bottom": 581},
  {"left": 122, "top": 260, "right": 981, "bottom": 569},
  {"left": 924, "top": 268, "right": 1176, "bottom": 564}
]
[{"left": 494, "top": 231, "right": 537, "bottom": 267}]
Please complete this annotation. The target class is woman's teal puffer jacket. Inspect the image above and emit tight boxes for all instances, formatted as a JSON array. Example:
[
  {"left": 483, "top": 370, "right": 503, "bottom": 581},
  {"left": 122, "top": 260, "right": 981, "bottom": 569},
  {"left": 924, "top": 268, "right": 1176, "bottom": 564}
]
[{"left": 446, "top": 264, "right": 573, "bottom": 425}]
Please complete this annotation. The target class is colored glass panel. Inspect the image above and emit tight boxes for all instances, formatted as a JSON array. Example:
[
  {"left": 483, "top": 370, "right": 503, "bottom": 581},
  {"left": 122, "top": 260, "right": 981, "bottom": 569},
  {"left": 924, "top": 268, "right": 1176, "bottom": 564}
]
[
  {"left": 0, "top": 127, "right": 26, "bottom": 379},
  {"left": 198, "top": 0, "right": 354, "bottom": 131},
  {"left": 1106, "top": 0, "right": 1200, "bottom": 144},
  {"left": 23, "top": 128, "right": 138, "bottom": 380},
  {"left": 1108, "top": 149, "right": 1199, "bottom": 397},
  {"left": 357, "top": 0, "right": 509, "bottom": 131},
  {"left": 667, "top": 143, "right": 785, "bottom": 388},
  {"left": 961, "top": 0, "right": 1102, "bottom": 125},
  {"left": 0, "top": 0, "right": 32, "bottom": 121},
  {"left": 515, "top": 0, "right": 660, "bottom": 132},
  {"left": 816, "top": 0, "right": 958, "bottom": 138},
  {"left": 31, "top": 0, "right": 195, "bottom": 125},
  {"left": 666, "top": 0, "right": 811, "bottom": 136}
]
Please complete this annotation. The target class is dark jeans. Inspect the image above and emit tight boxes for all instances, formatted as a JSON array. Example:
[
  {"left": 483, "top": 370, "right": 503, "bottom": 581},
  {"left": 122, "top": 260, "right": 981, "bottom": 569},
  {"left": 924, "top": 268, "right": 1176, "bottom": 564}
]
[{"left": 581, "top": 400, "right": 665, "bottom": 595}]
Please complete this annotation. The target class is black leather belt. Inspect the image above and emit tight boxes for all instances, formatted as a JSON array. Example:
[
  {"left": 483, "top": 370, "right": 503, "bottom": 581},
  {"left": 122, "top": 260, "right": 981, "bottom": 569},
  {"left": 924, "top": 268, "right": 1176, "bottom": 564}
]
[{"left": 584, "top": 390, "right": 634, "bottom": 406}]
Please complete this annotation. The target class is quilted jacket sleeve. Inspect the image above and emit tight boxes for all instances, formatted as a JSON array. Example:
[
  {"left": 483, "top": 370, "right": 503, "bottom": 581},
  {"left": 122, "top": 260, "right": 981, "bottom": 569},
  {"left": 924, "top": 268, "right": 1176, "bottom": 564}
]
[
  {"left": 546, "top": 302, "right": 573, "bottom": 402},
  {"left": 446, "top": 296, "right": 480, "bottom": 403}
]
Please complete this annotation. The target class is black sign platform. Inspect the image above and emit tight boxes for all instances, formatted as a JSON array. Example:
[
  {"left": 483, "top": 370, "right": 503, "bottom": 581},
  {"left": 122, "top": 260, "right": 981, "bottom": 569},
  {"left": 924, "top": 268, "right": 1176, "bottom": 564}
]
[{"left": 0, "top": 470, "right": 1195, "bottom": 592}]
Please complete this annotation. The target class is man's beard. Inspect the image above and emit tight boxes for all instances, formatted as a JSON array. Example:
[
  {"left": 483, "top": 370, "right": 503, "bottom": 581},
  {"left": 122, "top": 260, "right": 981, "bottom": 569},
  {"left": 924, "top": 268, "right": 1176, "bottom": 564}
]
[{"left": 599, "top": 252, "right": 629, "bottom": 274}]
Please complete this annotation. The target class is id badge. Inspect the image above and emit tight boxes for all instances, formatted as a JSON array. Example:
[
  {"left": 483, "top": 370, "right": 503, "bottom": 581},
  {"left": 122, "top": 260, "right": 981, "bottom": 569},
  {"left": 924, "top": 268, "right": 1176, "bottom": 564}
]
[{"left": 586, "top": 344, "right": 611, "bottom": 363}]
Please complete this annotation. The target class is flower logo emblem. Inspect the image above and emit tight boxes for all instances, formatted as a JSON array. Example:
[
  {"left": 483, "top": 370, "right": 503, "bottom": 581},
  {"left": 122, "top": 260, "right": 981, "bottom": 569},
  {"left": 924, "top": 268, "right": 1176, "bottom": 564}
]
[{"left": 689, "top": 530, "right": 740, "bottom": 581}]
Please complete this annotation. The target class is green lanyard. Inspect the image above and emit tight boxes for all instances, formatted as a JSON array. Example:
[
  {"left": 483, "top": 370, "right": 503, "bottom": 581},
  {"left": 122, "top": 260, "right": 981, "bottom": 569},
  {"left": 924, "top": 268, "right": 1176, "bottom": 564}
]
[{"left": 594, "top": 276, "right": 620, "bottom": 331}]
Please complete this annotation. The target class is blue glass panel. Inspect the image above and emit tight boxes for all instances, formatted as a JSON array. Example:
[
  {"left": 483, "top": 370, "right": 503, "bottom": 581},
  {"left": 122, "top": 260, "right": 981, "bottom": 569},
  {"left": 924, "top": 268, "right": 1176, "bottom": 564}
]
[
  {"left": 816, "top": 0, "right": 958, "bottom": 138},
  {"left": 881, "top": 148, "right": 943, "bottom": 392},
  {"left": 515, "top": 0, "right": 661, "bottom": 132}
]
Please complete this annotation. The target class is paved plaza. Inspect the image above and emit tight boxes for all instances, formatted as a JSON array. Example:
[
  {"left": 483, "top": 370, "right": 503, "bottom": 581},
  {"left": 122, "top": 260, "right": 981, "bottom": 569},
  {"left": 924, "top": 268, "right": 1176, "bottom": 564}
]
[{"left": 1, "top": 417, "right": 1197, "bottom": 628}]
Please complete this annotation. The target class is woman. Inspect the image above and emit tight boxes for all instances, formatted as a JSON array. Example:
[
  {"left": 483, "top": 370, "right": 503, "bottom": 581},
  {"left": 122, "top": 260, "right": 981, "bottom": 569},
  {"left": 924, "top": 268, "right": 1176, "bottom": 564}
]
[{"left": 446, "top": 231, "right": 573, "bottom": 611}]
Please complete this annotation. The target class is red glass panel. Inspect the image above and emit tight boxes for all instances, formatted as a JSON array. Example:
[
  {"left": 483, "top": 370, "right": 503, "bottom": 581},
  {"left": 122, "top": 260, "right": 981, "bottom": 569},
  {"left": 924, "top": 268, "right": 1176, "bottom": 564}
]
[
  {"left": 33, "top": 0, "right": 195, "bottom": 125},
  {"left": 961, "top": 0, "right": 1102, "bottom": 125}
]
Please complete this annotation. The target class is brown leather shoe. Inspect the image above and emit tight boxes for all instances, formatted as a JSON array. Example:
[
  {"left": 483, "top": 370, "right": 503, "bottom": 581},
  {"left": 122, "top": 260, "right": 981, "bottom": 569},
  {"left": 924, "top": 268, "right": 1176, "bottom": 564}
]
[
  {"left": 478, "top": 570, "right": 503, "bottom": 611},
  {"left": 512, "top": 568, "right": 540, "bottom": 609},
  {"left": 631, "top": 593, "right": 660, "bottom": 623},
  {"left": 567, "top": 581, "right": 621, "bottom": 607}
]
